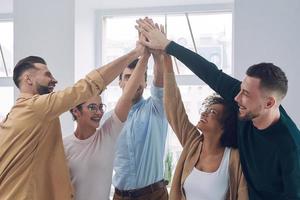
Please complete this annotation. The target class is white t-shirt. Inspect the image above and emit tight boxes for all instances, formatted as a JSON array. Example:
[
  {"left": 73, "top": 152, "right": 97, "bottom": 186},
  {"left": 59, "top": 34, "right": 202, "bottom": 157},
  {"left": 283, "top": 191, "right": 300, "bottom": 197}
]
[
  {"left": 63, "top": 111, "right": 124, "bottom": 200},
  {"left": 183, "top": 147, "right": 231, "bottom": 200}
]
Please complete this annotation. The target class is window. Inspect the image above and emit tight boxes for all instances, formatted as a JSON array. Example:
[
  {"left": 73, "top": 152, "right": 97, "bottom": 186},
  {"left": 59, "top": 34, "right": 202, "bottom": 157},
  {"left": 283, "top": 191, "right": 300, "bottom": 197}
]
[
  {"left": 97, "top": 5, "right": 232, "bottom": 194},
  {"left": 0, "top": 19, "right": 14, "bottom": 120},
  {"left": 101, "top": 13, "right": 232, "bottom": 76},
  {"left": 0, "top": 86, "right": 14, "bottom": 119},
  {"left": 0, "top": 20, "right": 13, "bottom": 77}
]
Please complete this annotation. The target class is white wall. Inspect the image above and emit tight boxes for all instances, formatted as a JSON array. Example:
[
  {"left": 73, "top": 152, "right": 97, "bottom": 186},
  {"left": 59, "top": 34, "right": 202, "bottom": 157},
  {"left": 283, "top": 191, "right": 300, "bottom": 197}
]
[
  {"left": 14, "top": 0, "right": 75, "bottom": 135},
  {"left": 74, "top": 1, "right": 96, "bottom": 81},
  {"left": 234, "top": 0, "right": 300, "bottom": 127},
  {"left": 0, "top": 0, "right": 12, "bottom": 13}
]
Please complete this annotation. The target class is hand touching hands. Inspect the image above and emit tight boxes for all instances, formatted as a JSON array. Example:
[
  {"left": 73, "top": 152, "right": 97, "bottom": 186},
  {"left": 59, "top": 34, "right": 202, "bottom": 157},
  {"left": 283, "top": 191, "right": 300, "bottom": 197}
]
[{"left": 135, "top": 17, "right": 171, "bottom": 50}]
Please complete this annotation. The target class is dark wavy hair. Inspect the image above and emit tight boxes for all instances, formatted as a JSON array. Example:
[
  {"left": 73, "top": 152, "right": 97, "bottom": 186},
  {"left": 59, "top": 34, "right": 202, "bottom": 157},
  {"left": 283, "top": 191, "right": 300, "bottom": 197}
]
[
  {"left": 70, "top": 103, "right": 84, "bottom": 121},
  {"left": 202, "top": 94, "right": 238, "bottom": 148}
]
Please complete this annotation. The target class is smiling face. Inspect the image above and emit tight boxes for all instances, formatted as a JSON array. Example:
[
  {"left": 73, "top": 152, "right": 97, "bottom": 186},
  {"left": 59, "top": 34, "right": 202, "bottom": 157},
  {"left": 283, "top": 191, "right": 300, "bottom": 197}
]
[
  {"left": 234, "top": 75, "right": 268, "bottom": 121},
  {"left": 72, "top": 96, "right": 105, "bottom": 130},
  {"left": 196, "top": 103, "right": 225, "bottom": 135},
  {"left": 31, "top": 63, "right": 58, "bottom": 95}
]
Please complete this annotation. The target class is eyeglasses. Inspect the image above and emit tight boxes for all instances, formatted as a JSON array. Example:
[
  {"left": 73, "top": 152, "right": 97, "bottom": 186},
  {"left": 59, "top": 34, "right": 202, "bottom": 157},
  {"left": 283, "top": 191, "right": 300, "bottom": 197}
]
[{"left": 86, "top": 103, "right": 106, "bottom": 114}]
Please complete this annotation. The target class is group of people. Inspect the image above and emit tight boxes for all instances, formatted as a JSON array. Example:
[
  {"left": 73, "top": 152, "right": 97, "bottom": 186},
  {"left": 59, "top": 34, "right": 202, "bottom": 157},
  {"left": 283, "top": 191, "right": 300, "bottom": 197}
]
[{"left": 0, "top": 17, "right": 300, "bottom": 200}]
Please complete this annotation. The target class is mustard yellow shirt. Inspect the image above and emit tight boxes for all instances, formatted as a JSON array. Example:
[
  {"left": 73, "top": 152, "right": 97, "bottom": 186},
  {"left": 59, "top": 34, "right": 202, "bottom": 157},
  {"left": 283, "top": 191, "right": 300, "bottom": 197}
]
[{"left": 0, "top": 69, "right": 105, "bottom": 200}]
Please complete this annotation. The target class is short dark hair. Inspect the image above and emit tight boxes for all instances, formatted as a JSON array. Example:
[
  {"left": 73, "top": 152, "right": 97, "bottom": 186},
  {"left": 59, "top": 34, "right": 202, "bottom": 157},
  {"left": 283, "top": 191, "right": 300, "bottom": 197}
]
[
  {"left": 70, "top": 103, "right": 84, "bottom": 121},
  {"left": 119, "top": 58, "right": 147, "bottom": 82},
  {"left": 203, "top": 94, "right": 238, "bottom": 148},
  {"left": 13, "top": 56, "right": 47, "bottom": 88},
  {"left": 246, "top": 63, "right": 288, "bottom": 100}
]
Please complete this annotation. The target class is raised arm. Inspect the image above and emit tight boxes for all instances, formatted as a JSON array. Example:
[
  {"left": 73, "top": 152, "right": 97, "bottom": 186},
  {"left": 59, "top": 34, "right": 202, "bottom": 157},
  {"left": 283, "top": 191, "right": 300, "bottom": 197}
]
[
  {"left": 114, "top": 44, "right": 150, "bottom": 122},
  {"left": 32, "top": 46, "right": 143, "bottom": 121},
  {"left": 151, "top": 23, "right": 165, "bottom": 88},
  {"left": 98, "top": 47, "right": 142, "bottom": 86},
  {"left": 136, "top": 18, "right": 241, "bottom": 102},
  {"left": 152, "top": 52, "right": 164, "bottom": 88},
  {"left": 163, "top": 54, "right": 199, "bottom": 146}
]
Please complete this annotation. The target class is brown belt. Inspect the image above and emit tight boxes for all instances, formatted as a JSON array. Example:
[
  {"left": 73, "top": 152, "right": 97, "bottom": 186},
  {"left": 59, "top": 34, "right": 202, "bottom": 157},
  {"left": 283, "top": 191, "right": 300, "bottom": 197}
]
[{"left": 115, "top": 180, "right": 168, "bottom": 198}]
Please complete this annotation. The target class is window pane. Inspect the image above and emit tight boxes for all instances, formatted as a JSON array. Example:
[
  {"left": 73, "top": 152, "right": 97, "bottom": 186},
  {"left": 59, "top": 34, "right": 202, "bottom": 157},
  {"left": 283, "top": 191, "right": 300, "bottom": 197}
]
[
  {"left": 102, "top": 15, "right": 165, "bottom": 76},
  {"left": 0, "top": 21, "right": 13, "bottom": 77},
  {"left": 102, "top": 13, "right": 232, "bottom": 75},
  {"left": 0, "top": 87, "right": 14, "bottom": 120},
  {"left": 167, "top": 13, "right": 232, "bottom": 74}
]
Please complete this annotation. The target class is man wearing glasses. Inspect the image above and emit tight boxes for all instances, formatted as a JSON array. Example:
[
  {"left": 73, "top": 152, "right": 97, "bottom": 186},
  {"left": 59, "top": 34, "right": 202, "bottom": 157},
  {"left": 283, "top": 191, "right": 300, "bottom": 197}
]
[{"left": 63, "top": 47, "right": 150, "bottom": 200}]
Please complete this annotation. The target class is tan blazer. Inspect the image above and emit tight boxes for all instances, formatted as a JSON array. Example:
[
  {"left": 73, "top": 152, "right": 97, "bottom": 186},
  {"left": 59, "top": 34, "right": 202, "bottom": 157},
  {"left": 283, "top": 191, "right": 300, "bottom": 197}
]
[{"left": 164, "top": 72, "right": 248, "bottom": 200}]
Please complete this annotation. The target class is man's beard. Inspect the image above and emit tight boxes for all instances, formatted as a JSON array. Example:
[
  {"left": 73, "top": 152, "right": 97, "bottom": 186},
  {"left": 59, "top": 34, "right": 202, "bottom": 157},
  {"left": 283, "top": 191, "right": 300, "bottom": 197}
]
[
  {"left": 238, "top": 111, "right": 259, "bottom": 121},
  {"left": 37, "top": 84, "right": 51, "bottom": 95}
]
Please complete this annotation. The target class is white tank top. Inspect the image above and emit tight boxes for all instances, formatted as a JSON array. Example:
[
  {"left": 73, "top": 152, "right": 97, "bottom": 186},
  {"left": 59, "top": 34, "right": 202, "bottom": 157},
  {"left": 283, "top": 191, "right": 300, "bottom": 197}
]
[{"left": 183, "top": 147, "right": 231, "bottom": 200}]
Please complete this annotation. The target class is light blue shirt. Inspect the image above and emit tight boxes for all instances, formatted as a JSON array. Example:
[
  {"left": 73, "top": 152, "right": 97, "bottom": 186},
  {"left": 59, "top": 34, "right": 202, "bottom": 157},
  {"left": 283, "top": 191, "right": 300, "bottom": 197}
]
[{"left": 113, "top": 84, "right": 168, "bottom": 190}]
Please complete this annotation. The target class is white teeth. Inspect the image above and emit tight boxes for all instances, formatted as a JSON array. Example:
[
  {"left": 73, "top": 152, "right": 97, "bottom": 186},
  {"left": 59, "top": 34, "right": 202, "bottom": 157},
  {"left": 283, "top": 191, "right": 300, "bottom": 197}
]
[
  {"left": 238, "top": 105, "right": 246, "bottom": 109},
  {"left": 200, "top": 119, "right": 207, "bottom": 123}
]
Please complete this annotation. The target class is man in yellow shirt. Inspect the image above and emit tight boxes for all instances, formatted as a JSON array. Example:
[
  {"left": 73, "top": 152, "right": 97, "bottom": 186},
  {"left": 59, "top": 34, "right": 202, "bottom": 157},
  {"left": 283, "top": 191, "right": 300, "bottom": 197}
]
[{"left": 0, "top": 44, "right": 144, "bottom": 200}]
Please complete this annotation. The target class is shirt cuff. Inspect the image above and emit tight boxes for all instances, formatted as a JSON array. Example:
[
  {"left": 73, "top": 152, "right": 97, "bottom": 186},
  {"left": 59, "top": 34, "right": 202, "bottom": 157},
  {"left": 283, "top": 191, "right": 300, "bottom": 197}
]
[{"left": 165, "top": 41, "right": 178, "bottom": 55}]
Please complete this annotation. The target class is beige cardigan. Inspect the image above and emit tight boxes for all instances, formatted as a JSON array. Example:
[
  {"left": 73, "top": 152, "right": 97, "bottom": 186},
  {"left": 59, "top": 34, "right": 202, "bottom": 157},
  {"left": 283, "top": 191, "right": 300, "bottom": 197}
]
[{"left": 164, "top": 72, "right": 248, "bottom": 200}]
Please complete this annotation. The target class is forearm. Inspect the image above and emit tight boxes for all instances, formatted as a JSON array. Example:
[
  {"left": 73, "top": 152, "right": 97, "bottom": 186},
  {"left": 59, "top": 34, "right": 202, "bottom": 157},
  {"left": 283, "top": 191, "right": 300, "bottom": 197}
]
[
  {"left": 98, "top": 49, "right": 140, "bottom": 86},
  {"left": 115, "top": 55, "right": 148, "bottom": 121},
  {"left": 123, "top": 55, "right": 148, "bottom": 98},
  {"left": 163, "top": 54, "right": 173, "bottom": 73},
  {"left": 163, "top": 54, "right": 196, "bottom": 146},
  {"left": 165, "top": 41, "right": 241, "bottom": 101},
  {"left": 153, "top": 54, "right": 164, "bottom": 87}
]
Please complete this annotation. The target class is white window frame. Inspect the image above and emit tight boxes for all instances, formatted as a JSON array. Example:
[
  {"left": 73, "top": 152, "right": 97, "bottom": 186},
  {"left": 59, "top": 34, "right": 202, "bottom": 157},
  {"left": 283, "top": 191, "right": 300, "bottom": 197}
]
[
  {"left": 95, "top": 3, "right": 233, "bottom": 86},
  {"left": 0, "top": 14, "right": 15, "bottom": 97},
  {"left": 0, "top": 14, "right": 15, "bottom": 120}
]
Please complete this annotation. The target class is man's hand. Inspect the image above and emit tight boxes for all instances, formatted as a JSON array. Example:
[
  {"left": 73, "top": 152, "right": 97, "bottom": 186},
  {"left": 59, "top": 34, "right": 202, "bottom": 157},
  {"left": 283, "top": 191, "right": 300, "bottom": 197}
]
[
  {"left": 134, "top": 27, "right": 151, "bottom": 59},
  {"left": 139, "top": 33, "right": 151, "bottom": 59},
  {"left": 134, "top": 40, "right": 147, "bottom": 57},
  {"left": 135, "top": 18, "right": 171, "bottom": 50},
  {"left": 149, "top": 21, "right": 165, "bottom": 60}
]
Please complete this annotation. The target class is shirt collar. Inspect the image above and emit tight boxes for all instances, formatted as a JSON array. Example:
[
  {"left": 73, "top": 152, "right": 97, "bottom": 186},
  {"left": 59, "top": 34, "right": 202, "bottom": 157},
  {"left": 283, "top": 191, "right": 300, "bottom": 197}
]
[{"left": 17, "top": 93, "right": 36, "bottom": 101}]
